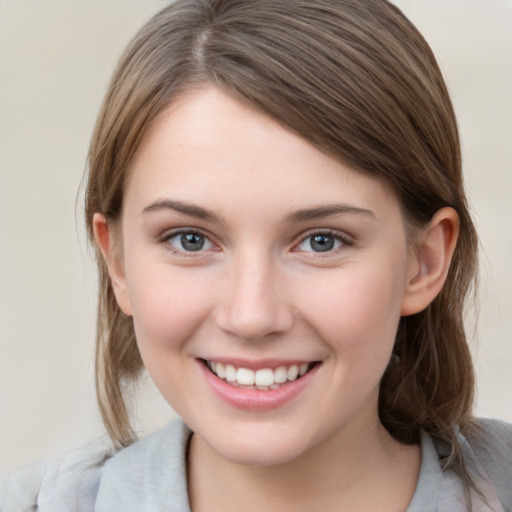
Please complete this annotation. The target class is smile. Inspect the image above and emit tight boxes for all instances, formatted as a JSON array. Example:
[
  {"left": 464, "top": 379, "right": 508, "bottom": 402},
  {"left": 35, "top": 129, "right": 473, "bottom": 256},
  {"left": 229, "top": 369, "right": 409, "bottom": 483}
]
[
  {"left": 199, "top": 358, "right": 322, "bottom": 410},
  {"left": 204, "top": 360, "right": 315, "bottom": 390}
]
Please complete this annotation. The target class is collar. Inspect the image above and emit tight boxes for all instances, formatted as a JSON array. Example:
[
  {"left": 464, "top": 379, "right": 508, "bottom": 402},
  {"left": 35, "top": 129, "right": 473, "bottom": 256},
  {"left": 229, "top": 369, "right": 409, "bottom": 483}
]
[
  {"left": 95, "top": 420, "right": 192, "bottom": 512},
  {"left": 95, "top": 420, "right": 504, "bottom": 512}
]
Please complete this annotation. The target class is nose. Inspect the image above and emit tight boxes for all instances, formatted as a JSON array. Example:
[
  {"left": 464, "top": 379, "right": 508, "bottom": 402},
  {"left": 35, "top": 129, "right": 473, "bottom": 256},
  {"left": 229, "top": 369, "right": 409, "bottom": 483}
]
[{"left": 214, "top": 251, "right": 294, "bottom": 341}]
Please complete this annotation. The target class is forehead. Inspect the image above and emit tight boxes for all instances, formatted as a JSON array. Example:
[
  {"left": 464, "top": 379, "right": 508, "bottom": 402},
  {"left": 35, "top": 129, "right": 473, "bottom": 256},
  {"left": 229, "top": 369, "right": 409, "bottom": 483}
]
[{"left": 124, "top": 86, "right": 403, "bottom": 224}]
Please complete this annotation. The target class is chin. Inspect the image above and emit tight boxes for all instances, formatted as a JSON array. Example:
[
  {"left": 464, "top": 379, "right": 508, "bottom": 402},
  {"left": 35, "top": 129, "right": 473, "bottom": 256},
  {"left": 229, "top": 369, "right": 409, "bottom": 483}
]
[
  {"left": 219, "top": 440, "right": 305, "bottom": 466},
  {"left": 199, "top": 421, "right": 315, "bottom": 467}
]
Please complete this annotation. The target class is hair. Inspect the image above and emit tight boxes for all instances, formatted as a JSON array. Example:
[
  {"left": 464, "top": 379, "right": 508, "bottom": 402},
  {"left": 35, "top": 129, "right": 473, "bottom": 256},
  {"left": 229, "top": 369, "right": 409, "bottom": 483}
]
[{"left": 85, "top": 0, "right": 478, "bottom": 481}]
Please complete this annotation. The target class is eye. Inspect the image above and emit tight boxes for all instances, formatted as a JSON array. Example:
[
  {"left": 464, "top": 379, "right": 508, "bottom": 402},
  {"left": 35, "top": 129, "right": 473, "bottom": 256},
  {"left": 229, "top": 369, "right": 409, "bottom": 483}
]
[
  {"left": 296, "top": 232, "right": 346, "bottom": 253},
  {"left": 164, "top": 230, "right": 215, "bottom": 253}
]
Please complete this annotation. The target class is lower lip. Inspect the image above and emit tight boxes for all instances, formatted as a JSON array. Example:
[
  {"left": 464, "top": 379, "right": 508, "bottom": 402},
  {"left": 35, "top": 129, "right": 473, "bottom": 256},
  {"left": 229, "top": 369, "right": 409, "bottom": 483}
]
[{"left": 199, "top": 361, "right": 320, "bottom": 411}]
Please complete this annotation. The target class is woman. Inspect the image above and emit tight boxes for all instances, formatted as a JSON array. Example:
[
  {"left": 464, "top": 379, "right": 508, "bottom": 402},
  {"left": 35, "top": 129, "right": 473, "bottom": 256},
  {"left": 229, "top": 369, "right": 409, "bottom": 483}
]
[{"left": 2, "top": 1, "right": 511, "bottom": 510}]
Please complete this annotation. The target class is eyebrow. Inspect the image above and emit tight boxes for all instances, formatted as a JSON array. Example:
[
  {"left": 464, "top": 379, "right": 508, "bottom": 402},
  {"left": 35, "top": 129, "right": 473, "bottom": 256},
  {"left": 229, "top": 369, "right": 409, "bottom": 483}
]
[
  {"left": 285, "top": 204, "right": 376, "bottom": 222},
  {"left": 142, "top": 199, "right": 375, "bottom": 223},
  {"left": 142, "top": 199, "right": 219, "bottom": 221}
]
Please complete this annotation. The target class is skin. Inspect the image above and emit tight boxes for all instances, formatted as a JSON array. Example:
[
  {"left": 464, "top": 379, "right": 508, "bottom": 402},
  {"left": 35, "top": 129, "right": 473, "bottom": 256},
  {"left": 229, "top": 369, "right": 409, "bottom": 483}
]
[{"left": 94, "top": 86, "right": 459, "bottom": 511}]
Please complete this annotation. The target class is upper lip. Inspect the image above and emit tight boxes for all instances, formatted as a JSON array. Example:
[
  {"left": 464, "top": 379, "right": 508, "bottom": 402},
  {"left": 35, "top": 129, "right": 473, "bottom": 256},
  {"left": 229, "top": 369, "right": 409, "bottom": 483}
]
[{"left": 199, "top": 357, "right": 319, "bottom": 371}]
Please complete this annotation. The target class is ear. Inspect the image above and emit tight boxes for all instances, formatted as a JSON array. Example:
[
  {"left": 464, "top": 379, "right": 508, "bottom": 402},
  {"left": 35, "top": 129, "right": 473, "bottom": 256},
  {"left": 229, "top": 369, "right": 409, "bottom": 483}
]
[
  {"left": 400, "top": 207, "right": 459, "bottom": 316},
  {"left": 92, "top": 213, "right": 133, "bottom": 316}
]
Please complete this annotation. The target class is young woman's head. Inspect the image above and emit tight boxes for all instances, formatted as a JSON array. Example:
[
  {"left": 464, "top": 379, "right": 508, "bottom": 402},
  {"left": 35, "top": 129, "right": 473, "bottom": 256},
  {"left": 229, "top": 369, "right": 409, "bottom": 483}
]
[{"left": 85, "top": 0, "right": 478, "bottom": 465}]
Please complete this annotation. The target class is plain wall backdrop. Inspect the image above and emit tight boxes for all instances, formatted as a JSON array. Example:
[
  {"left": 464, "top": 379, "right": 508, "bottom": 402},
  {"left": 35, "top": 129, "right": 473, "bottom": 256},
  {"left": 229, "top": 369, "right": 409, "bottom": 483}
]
[{"left": 1, "top": 0, "right": 511, "bottom": 474}]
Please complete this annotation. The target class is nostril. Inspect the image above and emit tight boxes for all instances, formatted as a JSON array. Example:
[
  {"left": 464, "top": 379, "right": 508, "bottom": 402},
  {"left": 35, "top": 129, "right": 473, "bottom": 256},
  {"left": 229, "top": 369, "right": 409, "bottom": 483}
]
[{"left": 214, "top": 302, "right": 294, "bottom": 341}]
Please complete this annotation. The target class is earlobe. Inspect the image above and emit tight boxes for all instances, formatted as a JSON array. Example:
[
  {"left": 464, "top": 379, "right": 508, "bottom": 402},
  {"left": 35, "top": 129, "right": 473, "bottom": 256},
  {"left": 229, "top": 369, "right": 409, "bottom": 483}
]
[
  {"left": 92, "top": 213, "right": 133, "bottom": 316},
  {"left": 400, "top": 207, "right": 460, "bottom": 316}
]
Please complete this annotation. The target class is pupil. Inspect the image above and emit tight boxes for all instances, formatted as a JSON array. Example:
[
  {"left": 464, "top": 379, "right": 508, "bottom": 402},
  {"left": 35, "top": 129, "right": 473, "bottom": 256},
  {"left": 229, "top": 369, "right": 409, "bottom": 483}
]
[
  {"left": 181, "top": 233, "right": 204, "bottom": 251},
  {"left": 310, "top": 234, "right": 334, "bottom": 252}
]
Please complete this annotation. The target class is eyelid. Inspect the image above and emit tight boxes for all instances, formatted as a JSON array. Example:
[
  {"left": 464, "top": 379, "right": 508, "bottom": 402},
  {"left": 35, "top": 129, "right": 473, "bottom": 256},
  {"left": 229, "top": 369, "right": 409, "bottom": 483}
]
[
  {"left": 292, "top": 228, "right": 354, "bottom": 253},
  {"left": 158, "top": 227, "right": 219, "bottom": 255},
  {"left": 156, "top": 226, "right": 353, "bottom": 257}
]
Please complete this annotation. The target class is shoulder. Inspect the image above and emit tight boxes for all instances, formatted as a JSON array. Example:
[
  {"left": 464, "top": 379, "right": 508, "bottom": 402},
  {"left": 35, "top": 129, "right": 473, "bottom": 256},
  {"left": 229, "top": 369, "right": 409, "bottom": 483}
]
[
  {"left": 0, "top": 421, "right": 190, "bottom": 512},
  {"left": 0, "top": 438, "right": 111, "bottom": 512},
  {"left": 94, "top": 419, "right": 192, "bottom": 511},
  {"left": 1, "top": 460, "right": 46, "bottom": 512},
  {"left": 464, "top": 418, "right": 512, "bottom": 509}
]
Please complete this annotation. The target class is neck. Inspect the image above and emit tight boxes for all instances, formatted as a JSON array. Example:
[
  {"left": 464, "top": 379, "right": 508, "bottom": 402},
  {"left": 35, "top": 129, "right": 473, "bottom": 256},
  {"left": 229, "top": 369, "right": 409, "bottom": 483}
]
[{"left": 187, "top": 413, "right": 420, "bottom": 512}]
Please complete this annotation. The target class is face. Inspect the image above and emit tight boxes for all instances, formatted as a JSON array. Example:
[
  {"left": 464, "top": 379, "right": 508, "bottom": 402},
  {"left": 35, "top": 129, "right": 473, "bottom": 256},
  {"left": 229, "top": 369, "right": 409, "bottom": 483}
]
[{"left": 108, "top": 86, "right": 420, "bottom": 466}]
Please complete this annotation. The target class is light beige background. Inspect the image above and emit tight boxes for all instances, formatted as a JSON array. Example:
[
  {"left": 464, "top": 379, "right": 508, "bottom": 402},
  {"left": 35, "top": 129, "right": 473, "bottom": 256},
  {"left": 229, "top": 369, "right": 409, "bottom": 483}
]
[{"left": 0, "top": 0, "right": 511, "bottom": 474}]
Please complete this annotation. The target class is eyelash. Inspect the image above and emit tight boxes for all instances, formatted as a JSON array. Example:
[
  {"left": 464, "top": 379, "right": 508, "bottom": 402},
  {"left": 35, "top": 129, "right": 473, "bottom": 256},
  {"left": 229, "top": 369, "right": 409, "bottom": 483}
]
[
  {"left": 157, "top": 228, "right": 353, "bottom": 257},
  {"left": 158, "top": 228, "right": 217, "bottom": 257},
  {"left": 294, "top": 229, "right": 353, "bottom": 256}
]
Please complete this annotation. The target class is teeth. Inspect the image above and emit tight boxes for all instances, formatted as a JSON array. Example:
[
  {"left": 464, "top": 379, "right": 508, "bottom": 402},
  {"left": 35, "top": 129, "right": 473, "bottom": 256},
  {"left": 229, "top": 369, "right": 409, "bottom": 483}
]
[
  {"left": 207, "top": 360, "right": 313, "bottom": 389},
  {"left": 236, "top": 368, "right": 255, "bottom": 386},
  {"left": 216, "top": 362, "right": 226, "bottom": 379},
  {"left": 274, "top": 366, "right": 288, "bottom": 384},
  {"left": 255, "top": 369, "right": 274, "bottom": 387},
  {"left": 287, "top": 365, "right": 299, "bottom": 381},
  {"left": 225, "top": 364, "right": 236, "bottom": 382}
]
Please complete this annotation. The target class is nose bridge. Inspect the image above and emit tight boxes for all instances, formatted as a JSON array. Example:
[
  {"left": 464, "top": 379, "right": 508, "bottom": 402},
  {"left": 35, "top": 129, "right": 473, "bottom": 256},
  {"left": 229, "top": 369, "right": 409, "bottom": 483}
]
[{"left": 215, "top": 245, "right": 293, "bottom": 341}]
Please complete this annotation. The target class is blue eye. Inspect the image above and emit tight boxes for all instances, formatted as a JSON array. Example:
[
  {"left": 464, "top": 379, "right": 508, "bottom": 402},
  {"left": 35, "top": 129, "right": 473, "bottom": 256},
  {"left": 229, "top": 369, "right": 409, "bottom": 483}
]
[
  {"left": 297, "top": 233, "right": 344, "bottom": 253},
  {"left": 166, "top": 231, "right": 214, "bottom": 252}
]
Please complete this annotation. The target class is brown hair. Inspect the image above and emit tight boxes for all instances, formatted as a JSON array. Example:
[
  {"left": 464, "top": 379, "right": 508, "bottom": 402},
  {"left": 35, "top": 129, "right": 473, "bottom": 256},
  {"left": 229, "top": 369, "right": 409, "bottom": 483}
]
[{"left": 85, "top": 0, "right": 478, "bottom": 476}]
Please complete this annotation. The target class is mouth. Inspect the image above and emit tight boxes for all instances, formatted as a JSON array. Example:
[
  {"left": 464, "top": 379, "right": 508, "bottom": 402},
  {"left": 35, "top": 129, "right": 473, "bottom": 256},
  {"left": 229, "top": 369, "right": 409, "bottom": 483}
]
[{"left": 201, "top": 359, "right": 320, "bottom": 391}]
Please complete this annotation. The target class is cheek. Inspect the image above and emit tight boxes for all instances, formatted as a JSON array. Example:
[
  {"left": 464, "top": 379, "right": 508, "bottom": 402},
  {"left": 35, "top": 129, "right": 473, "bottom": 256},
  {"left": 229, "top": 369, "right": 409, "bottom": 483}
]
[
  {"left": 125, "top": 266, "right": 219, "bottom": 412},
  {"left": 296, "top": 263, "right": 407, "bottom": 419},
  {"left": 299, "top": 261, "right": 406, "bottom": 361},
  {"left": 125, "top": 263, "right": 214, "bottom": 363}
]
